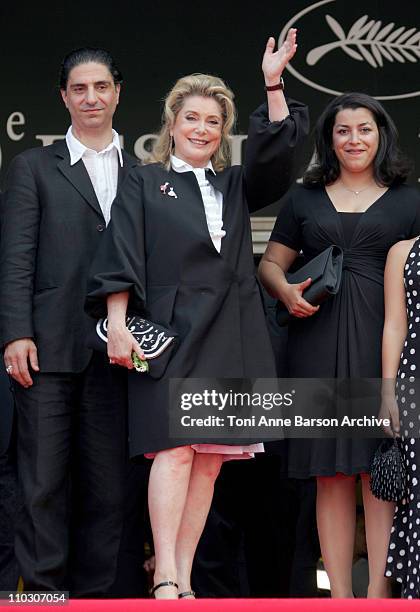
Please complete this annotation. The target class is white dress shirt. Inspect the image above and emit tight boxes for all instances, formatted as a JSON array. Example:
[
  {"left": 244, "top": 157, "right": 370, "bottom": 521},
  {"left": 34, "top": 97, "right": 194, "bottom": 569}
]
[
  {"left": 65, "top": 127, "right": 123, "bottom": 226},
  {"left": 171, "top": 155, "right": 226, "bottom": 253}
]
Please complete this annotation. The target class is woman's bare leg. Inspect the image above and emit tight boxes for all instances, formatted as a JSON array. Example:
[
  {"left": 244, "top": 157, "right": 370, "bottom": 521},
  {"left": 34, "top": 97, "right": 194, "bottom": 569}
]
[
  {"left": 175, "top": 452, "right": 224, "bottom": 596},
  {"left": 361, "top": 474, "right": 394, "bottom": 598},
  {"left": 148, "top": 446, "right": 194, "bottom": 598},
  {"left": 316, "top": 474, "right": 356, "bottom": 598}
]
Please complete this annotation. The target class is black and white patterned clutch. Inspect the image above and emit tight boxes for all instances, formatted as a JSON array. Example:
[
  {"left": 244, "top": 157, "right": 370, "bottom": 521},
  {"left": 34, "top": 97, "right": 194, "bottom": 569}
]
[{"left": 88, "top": 315, "right": 178, "bottom": 379}]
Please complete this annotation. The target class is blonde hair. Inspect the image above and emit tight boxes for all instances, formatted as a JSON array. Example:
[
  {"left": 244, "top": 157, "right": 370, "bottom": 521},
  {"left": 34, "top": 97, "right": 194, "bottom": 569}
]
[{"left": 148, "top": 73, "right": 236, "bottom": 172}]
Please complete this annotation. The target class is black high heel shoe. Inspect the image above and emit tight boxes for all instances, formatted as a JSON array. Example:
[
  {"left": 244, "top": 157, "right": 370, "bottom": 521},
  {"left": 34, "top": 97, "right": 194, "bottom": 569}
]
[
  {"left": 179, "top": 590, "right": 196, "bottom": 599},
  {"left": 150, "top": 580, "right": 179, "bottom": 598}
]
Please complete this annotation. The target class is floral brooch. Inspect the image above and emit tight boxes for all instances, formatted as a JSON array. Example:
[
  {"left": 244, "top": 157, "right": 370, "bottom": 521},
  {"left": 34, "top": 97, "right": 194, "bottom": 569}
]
[{"left": 160, "top": 182, "right": 178, "bottom": 199}]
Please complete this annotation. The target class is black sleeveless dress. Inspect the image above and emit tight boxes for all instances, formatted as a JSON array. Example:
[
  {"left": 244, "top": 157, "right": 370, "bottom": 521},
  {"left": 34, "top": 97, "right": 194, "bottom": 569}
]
[
  {"left": 270, "top": 184, "right": 420, "bottom": 477},
  {"left": 385, "top": 237, "right": 420, "bottom": 599}
]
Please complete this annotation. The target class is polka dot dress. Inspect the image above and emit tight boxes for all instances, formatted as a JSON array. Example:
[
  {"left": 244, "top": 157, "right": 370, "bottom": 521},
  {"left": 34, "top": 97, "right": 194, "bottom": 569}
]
[{"left": 385, "top": 238, "right": 420, "bottom": 599}]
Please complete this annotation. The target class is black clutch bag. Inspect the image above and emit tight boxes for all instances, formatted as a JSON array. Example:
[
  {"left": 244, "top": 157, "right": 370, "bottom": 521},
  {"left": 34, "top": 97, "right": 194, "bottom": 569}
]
[
  {"left": 88, "top": 315, "right": 178, "bottom": 380},
  {"left": 276, "top": 245, "right": 344, "bottom": 326},
  {"left": 369, "top": 437, "right": 407, "bottom": 503}
]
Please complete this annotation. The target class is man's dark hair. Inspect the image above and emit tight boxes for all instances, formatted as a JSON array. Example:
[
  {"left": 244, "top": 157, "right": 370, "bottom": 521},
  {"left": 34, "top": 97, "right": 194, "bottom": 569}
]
[
  {"left": 59, "top": 47, "right": 123, "bottom": 90},
  {"left": 304, "top": 92, "right": 412, "bottom": 188}
]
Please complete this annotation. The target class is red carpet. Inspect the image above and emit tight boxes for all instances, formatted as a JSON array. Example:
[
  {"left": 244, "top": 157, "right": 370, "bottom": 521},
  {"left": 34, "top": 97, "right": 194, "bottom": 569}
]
[{"left": 6, "top": 600, "right": 420, "bottom": 611}]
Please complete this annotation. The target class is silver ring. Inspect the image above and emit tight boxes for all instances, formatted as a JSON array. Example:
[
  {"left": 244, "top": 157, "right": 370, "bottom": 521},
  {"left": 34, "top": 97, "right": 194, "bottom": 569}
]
[{"left": 5, "top": 365, "right": 13, "bottom": 374}]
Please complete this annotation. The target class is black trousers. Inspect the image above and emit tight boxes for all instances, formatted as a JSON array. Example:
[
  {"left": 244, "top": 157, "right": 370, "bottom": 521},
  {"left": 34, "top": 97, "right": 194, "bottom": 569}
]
[
  {"left": 14, "top": 353, "right": 127, "bottom": 595},
  {"left": 0, "top": 451, "right": 19, "bottom": 591},
  {"left": 0, "top": 370, "right": 19, "bottom": 592}
]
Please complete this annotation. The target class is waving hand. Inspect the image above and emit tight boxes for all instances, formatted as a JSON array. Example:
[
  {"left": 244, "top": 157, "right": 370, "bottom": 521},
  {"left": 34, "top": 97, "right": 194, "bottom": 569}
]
[{"left": 262, "top": 28, "right": 297, "bottom": 86}]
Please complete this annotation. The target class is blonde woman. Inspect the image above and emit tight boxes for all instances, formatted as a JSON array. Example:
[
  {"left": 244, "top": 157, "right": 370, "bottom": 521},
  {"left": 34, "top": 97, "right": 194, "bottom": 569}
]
[{"left": 86, "top": 30, "right": 308, "bottom": 599}]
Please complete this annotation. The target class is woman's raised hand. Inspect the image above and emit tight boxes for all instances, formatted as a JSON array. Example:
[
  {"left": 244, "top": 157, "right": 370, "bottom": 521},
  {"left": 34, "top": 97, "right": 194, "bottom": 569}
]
[{"left": 262, "top": 28, "right": 297, "bottom": 85}]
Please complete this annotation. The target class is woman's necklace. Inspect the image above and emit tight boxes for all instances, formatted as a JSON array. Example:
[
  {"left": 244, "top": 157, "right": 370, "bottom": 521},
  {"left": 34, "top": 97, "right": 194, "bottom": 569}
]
[{"left": 339, "top": 182, "right": 377, "bottom": 196}]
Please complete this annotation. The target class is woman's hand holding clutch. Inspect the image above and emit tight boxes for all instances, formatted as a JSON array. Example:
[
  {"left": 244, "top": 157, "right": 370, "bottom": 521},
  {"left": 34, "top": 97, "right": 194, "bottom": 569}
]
[
  {"left": 279, "top": 277, "right": 320, "bottom": 318},
  {"left": 107, "top": 322, "right": 145, "bottom": 370},
  {"left": 106, "top": 291, "right": 146, "bottom": 370}
]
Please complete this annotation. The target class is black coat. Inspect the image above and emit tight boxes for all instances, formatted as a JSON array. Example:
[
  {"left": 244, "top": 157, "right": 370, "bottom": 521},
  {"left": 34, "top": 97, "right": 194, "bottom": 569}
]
[
  {"left": 0, "top": 141, "right": 138, "bottom": 372},
  {"left": 0, "top": 193, "right": 14, "bottom": 457},
  {"left": 86, "top": 102, "right": 309, "bottom": 455}
]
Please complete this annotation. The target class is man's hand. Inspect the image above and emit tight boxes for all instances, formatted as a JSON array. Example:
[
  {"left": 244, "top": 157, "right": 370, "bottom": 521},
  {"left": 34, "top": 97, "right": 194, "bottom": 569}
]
[{"left": 4, "top": 338, "right": 39, "bottom": 388}]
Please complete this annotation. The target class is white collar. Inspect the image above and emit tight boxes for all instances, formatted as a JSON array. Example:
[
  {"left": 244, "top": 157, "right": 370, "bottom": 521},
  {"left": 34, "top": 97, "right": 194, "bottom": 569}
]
[
  {"left": 170, "top": 154, "right": 215, "bottom": 175},
  {"left": 65, "top": 126, "right": 123, "bottom": 167}
]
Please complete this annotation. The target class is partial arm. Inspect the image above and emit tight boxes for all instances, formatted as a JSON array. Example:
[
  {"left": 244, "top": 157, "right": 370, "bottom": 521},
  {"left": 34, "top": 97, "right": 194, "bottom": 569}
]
[
  {"left": 0, "top": 155, "right": 40, "bottom": 387},
  {"left": 86, "top": 168, "right": 146, "bottom": 319},
  {"left": 85, "top": 168, "right": 148, "bottom": 370},
  {"left": 380, "top": 240, "right": 411, "bottom": 435},
  {"left": 244, "top": 30, "right": 309, "bottom": 212}
]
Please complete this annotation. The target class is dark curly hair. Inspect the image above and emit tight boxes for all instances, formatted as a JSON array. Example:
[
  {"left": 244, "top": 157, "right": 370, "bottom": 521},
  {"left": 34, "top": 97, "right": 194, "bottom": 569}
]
[
  {"left": 303, "top": 92, "right": 412, "bottom": 187},
  {"left": 59, "top": 47, "right": 122, "bottom": 90}
]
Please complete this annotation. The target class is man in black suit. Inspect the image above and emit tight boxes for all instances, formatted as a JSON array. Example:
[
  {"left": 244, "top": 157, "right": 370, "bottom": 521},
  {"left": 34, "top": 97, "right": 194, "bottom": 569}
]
[{"left": 0, "top": 48, "right": 138, "bottom": 595}]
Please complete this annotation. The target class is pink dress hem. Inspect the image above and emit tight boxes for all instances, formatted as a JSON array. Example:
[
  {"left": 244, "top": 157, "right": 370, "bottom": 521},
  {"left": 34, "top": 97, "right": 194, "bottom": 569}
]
[{"left": 145, "top": 443, "right": 264, "bottom": 462}]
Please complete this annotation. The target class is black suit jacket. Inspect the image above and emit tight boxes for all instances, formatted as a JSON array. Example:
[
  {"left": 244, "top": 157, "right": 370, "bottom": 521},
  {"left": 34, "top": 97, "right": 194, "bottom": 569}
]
[
  {"left": 0, "top": 192, "right": 14, "bottom": 455},
  {"left": 0, "top": 369, "right": 13, "bottom": 456},
  {"left": 0, "top": 139, "right": 138, "bottom": 373}
]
